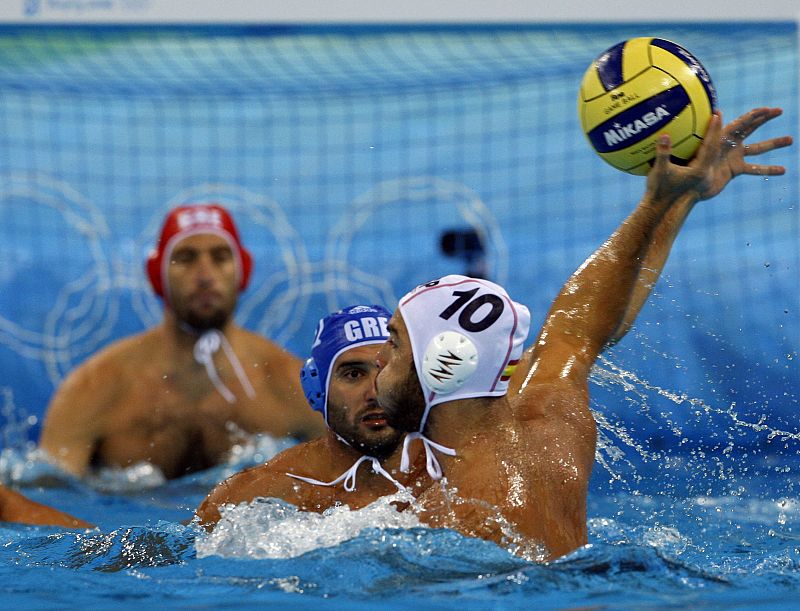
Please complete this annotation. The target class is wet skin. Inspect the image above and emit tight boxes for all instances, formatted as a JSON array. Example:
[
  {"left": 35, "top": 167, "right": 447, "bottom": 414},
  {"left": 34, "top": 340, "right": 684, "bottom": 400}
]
[
  {"left": 40, "top": 233, "right": 324, "bottom": 480},
  {"left": 370, "top": 109, "right": 793, "bottom": 560},
  {"left": 195, "top": 344, "right": 413, "bottom": 527}
]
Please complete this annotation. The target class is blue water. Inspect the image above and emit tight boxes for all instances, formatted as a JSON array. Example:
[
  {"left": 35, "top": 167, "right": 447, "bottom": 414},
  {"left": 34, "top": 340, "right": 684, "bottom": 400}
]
[
  {"left": 3, "top": 472, "right": 799, "bottom": 608},
  {"left": 3, "top": 369, "right": 800, "bottom": 610}
]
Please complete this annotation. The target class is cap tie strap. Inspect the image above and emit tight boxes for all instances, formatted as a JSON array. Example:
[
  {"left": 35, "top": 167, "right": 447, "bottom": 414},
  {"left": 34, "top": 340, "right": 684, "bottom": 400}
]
[{"left": 193, "top": 329, "right": 256, "bottom": 403}]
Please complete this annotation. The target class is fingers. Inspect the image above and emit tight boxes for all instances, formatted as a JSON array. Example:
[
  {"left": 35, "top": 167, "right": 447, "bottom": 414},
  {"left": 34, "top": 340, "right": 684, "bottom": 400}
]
[
  {"left": 742, "top": 163, "right": 786, "bottom": 176},
  {"left": 724, "top": 107, "right": 784, "bottom": 143},
  {"left": 651, "top": 133, "right": 673, "bottom": 174},
  {"left": 651, "top": 107, "right": 790, "bottom": 180},
  {"left": 694, "top": 111, "right": 723, "bottom": 165},
  {"left": 740, "top": 131, "right": 792, "bottom": 175},
  {"left": 743, "top": 135, "right": 794, "bottom": 157}
]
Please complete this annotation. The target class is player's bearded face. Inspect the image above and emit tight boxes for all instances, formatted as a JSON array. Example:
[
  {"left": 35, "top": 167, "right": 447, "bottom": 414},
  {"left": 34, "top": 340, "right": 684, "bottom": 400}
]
[
  {"left": 375, "top": 313, "right": 427, "bottom": 433},
  {"left": 167, "top": 234, "right": 239, "bottom": 330},
  {"left": 326, "top": 345, "right": 404, "bottom": 459},
  {"left": 378, "top": 361, "right": 426, "bottom": 433},
  {"left": 177, "top": 294, "right": 235, "bottom": 331}
]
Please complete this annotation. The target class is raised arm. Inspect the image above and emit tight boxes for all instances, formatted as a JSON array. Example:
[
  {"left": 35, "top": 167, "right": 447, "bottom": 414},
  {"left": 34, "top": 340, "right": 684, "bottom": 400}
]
[
  {"left": 609, "top": 107, "right": 792, "bottom": 344},
  {"left": 513, "top": 108, "right": 791, "bottom": 397}
]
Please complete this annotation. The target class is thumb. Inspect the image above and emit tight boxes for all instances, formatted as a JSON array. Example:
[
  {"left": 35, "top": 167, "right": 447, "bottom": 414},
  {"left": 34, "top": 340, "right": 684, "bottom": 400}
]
[{"left": 651, "top": 133, "right": 672, "bottom": 174}]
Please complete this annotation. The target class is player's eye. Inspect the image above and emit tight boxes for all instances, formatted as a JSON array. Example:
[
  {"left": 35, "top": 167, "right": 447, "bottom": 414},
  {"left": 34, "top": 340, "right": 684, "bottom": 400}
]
[
  {"left": 171, "top": 250, "right": 196, "bottom": 265},
  {"left": 211, "top": 247, "right": 233, "bottom": 263}
]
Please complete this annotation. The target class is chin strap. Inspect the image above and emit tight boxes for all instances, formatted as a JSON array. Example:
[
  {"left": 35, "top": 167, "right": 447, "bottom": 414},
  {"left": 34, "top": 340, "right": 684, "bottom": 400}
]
[
  {"left": 400, "top": 432, "right": 456, "bottom": 481},
  {"left": 287, "top": 455, "right": 407, "bottom": 493},
  {"left": 193, "top": 329, "right": 256, "bottom": 403}
]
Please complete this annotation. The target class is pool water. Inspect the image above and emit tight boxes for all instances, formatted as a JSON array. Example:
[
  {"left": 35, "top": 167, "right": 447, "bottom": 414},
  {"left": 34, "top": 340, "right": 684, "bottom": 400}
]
[{"left": 2, "top": 422, "right": 800, "bottom": 609}]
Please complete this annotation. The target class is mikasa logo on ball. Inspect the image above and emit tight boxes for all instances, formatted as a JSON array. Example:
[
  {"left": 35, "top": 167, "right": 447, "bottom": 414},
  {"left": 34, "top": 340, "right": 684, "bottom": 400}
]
[
  {"left": 604, "top": 106, "right": 671, "bottom": 147},
  {"left": 579, "top": 37, "right": 718, "bottom": 174}
]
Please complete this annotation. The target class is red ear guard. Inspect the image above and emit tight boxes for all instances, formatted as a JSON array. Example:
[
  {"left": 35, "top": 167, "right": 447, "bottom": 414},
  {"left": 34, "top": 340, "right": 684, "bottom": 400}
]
[
  {"left": 237, "top": 247, "right": 253, "bottom": 291},
  {"left": 145, "top": 204, "right": 253, "bottom": 299},
  {"left": 146, "top": 250, "right": 164, "bottom": 297}
]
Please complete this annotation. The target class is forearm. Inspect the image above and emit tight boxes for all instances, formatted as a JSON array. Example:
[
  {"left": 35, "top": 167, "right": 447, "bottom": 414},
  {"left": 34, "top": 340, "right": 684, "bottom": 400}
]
[
  {"left": 539, "top": 192, "right": 694, "bottom": 361},
  {"left": 607, "top": 195, "right": 696, "bottom": 345},
  {"left": 605, "top": 108, "right": 792, "bottom": 345},
  {"left": 521, "top": 109, "right": 790, "bottom": 386},
  {"left": 0, "top": 485, "right": 92, "bottom": 528}
]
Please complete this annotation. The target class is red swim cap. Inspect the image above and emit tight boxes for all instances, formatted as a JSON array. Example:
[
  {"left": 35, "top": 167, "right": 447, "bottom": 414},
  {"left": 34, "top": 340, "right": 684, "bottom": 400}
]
[{"left": 146, "top": 204, "right": 253, "bottom": 300}]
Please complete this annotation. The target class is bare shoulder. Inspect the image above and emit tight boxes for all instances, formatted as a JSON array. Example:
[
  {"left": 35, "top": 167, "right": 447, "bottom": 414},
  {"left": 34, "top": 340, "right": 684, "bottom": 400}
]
[
  {"left": 230, "top": 325, "right": 325, "bottom": 436},
  {"left": 229, "top": 326, "right": 302, "bottom": 378},
  {"left": 235, "top": 439, "right": 321, "bottom": 480},
  {"left": 209, "top": 460, "right": 292, "bottom": 502},
  {"left": 196, "top": 440, "right": 323, "bottom": 527},
  {"left": 196, "top": 462, "right": 289, "bottom": 527},
  {"left": 236, "top": 326, "right": 295, "bottom": 357},
  {"left": 42, "top": 328, "right": 160, "bottom": 432},
  {"left": 511, "top": 378, "right": 596, "bottom": 462},
  {"left": 64, "top": 328, "right": 160, "bottom": 384}
]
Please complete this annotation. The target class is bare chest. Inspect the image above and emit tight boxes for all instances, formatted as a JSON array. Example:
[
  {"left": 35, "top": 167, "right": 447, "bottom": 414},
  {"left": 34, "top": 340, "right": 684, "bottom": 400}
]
[{"left": 93, "top": 366, "right": 246, "bottom": 479}]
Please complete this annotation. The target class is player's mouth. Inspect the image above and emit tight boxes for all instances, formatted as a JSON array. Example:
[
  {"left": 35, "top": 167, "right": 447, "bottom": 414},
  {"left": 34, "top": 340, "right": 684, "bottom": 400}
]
[
  {"left": 191, "top": 290, "right": 221, "bottom": 306},
  {"left": 360, "top": 410, "right": 389, "bottom": 430}
]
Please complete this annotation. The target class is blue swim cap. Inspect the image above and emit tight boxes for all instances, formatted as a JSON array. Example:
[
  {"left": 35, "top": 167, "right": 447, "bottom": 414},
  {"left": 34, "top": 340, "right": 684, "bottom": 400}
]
[{"left": 300, "top": 304, "right": 391, "bottom": 423}]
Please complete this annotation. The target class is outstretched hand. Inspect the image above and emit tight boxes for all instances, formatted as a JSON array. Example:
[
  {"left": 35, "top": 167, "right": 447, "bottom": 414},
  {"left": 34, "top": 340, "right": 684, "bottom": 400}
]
[{"left": 645, "top": 107, "right": 793, "bottom": 205}]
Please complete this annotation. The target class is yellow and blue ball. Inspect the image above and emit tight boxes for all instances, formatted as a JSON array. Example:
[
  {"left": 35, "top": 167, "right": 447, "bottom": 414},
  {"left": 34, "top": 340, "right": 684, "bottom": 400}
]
[{"left": 578, "top": 37, "right": 718, "bottom": 175}]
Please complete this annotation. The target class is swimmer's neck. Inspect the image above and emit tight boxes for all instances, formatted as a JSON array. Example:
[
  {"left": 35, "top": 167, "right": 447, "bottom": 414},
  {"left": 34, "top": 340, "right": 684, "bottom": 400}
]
[
  {"left": 423, "top": 395, "right": 509, "bottom": 448},
  {"left": 323, "top": 431, "right": 407, "bottom": 482},
  {"left": 324, "top": 430, "right": 365, "bottom": 462},
  {"left": 161, "top": 309, "right": 235, "bottom": 345}
]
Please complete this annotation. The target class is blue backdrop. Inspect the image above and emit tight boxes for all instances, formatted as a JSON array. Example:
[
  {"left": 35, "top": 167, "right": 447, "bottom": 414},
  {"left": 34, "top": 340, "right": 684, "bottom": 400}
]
[{"left": 0, "top": 25, "right": 796, "bottom": 472}]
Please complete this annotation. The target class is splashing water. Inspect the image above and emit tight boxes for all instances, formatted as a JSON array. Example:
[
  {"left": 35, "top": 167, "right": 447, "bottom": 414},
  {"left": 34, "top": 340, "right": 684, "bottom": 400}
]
[
  {"left": 195, "top": 495, "right": 423, "bottom": 559},
  {"left": 588, "top": 346, "right": 800, "bottom": 502}
]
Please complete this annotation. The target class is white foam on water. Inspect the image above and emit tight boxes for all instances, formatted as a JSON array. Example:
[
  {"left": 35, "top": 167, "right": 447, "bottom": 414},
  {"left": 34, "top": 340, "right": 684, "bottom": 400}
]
[
  {"left": 86, "top": 461, "right": 168, "bottom": 492},
  {"left": 195, "top": 493, "right": 422, "bottom": 560}
]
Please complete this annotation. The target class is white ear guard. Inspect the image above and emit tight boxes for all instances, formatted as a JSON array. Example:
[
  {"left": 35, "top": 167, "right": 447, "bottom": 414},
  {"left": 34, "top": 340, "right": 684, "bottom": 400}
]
[{"left": 421, "top": 330, "right": 479, "bottom": 394}]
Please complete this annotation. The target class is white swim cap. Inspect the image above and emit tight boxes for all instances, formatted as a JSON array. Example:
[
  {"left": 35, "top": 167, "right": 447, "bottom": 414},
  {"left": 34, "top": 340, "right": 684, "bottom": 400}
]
[{"left": 398, "top": 275, "right": 531, "bottom": 414}]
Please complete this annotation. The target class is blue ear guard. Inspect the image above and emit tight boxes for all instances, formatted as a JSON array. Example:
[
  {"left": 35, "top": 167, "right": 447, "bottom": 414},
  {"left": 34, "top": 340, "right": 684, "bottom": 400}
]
[{"left": 300, "top": 357, "right": 325, "bottom": 416}]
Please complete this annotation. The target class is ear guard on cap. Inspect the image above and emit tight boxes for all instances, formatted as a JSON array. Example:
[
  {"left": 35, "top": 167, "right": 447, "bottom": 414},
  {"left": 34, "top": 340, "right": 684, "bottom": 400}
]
[
  {"left": 300, "top": 357, "right": 325, "bottom": 416},
  {"left": 421, "top": 330, "right": 479, "bottom": 394},
  {"left": 146, "top": 252, "right": 164, "bottom": 296}
]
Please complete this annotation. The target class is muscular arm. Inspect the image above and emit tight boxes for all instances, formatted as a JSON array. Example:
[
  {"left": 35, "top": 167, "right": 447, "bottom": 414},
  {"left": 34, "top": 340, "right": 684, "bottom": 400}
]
[
  {"left": 39, "top": 357, "right": 113, "bottom": 477},
  {"left": 606, "top": 195, "right": 695, "bottom": 346},
  {"left": 513, "top": 108, "right": 791, "bottom": 406},
  {"left": 0, "top": 484, "right": 93, "bottom": 528},
  {"left": 609, "top": 108, "right": 792, "bottom": 345},
  {"left": 195, "top": 465, "right": 289, "bottom": 528}
]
